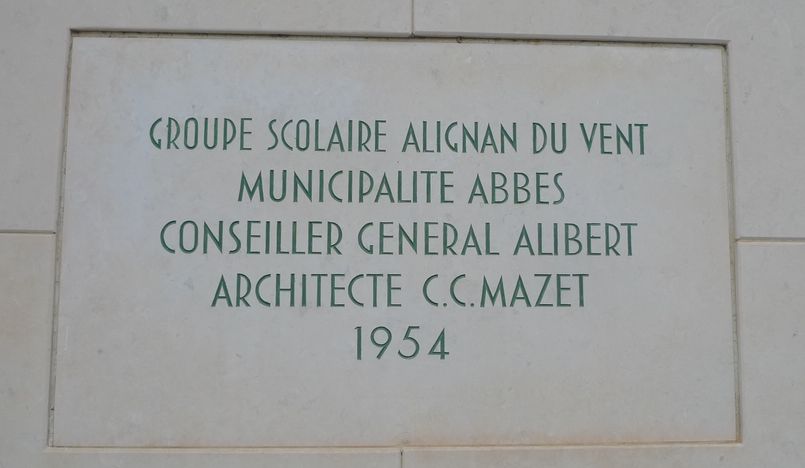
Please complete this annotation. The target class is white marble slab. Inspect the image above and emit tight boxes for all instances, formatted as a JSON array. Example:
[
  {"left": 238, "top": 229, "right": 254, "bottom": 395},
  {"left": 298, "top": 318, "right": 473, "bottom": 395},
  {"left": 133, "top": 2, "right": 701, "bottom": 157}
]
[{"left": 53, "top": 36, "right": 735, "bottom": 447}]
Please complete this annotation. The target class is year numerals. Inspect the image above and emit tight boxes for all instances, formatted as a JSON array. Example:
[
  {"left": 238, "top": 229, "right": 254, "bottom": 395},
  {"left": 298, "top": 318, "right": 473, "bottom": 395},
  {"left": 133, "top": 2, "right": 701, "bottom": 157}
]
[{"left": 355, "top": 326, "right": 448, "bottom": 360}]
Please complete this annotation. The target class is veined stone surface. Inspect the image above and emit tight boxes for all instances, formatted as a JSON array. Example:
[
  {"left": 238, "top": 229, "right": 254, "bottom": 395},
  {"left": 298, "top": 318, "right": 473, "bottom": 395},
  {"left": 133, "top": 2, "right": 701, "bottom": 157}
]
[{"left": 51, "top": 36, "right": 735, "bottom": 447}]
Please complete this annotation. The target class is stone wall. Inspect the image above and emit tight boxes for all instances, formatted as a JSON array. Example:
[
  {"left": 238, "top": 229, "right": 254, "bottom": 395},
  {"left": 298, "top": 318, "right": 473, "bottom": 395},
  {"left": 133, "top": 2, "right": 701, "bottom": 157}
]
[{"left": 2, "top": 2, "right": 803, "bottom": 467}]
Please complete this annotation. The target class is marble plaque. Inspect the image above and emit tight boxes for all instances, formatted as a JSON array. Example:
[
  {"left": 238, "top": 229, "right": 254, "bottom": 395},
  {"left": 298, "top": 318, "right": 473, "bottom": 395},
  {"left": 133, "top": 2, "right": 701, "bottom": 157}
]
[{"left": 53, "top": 36, "right": 735, "bottom": 447}]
